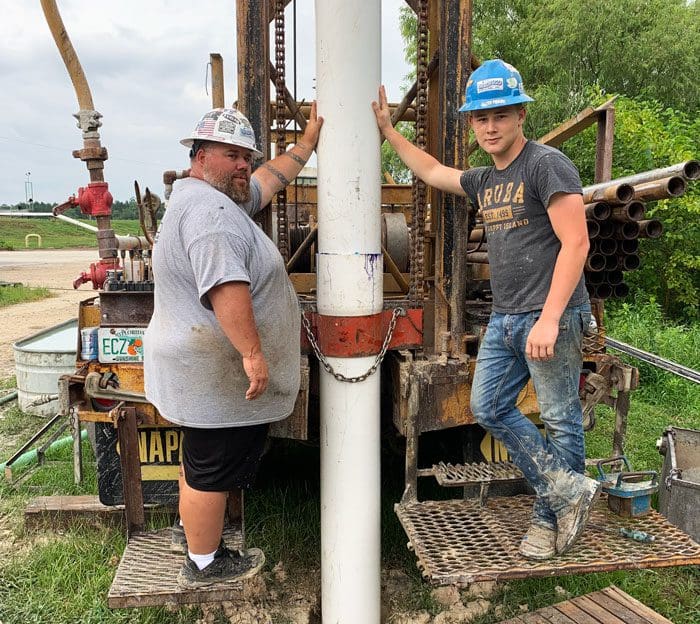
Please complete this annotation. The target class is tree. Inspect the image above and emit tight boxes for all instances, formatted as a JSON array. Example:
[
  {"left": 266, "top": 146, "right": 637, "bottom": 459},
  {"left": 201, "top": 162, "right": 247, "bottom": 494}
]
[{"left": 471, "top": 0, "right": 700, "bottom": 116}]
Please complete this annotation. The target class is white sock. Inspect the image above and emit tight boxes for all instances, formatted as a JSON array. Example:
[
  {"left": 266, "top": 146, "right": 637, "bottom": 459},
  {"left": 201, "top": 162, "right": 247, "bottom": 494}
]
[{"left": 188, "top": 549, "right": 217, "bottom": 570}]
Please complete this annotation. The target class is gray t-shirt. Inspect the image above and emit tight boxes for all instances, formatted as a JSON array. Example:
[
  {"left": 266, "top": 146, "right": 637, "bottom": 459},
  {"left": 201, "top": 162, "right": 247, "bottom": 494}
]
[
  {"left": 460, "top": 140, "right": 588, "bottom": 313},
  {"left": 144, "top": 176, "right": 300, "bottom": 428}
]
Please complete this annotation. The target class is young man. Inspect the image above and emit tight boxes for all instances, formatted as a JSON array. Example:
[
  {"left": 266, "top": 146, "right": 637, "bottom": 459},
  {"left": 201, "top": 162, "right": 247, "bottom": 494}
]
[
  {"left": 145, "top": 105, "right": 322, "bottom": 587},
  {"left": 372, "top": 59, "right": 600, "bottom": 559}
]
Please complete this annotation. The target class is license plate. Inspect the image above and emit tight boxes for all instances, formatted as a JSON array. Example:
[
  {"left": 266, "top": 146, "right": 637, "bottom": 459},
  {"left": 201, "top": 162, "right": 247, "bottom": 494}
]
[{"left": 98, "top": 327, "right": 145, "bottom": 363}]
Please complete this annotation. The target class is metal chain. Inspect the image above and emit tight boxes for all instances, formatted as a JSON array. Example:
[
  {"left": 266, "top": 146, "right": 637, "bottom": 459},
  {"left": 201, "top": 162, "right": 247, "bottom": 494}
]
[
  {"left": 275, "top": 0, "right": 289, "bottom": 261},
  {"left": 410, "top": 0, "right": 429, "bottom": 306},
  {"left": 301, "top": 308, "right": 404, "bottom": 383}
]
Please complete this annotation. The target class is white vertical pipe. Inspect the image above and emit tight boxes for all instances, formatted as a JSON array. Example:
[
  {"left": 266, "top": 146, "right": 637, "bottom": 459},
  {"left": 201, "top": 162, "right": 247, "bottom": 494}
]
[{"left": 316, "top": 1, "right": 382, "bottom": 622}]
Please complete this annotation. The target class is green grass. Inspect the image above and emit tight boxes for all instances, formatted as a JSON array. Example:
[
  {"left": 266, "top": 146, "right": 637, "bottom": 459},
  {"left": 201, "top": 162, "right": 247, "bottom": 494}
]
[
  {"left": 604, "top": 298, "right": 700, "bottom": 413},
  {"left": 0, "top": 283, "right": 52, "bottom": 307},
  {"left": 0, "top": 217, "right": 144, "bottom": 250},
  {"left": 0, "top": 301, "right": 698, "bottom": 622}
]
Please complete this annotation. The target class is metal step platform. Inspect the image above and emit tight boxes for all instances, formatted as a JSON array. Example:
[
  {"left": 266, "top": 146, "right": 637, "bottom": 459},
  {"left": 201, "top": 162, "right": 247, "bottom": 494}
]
[
  {"left": 432, "top": 461, "right": 524, "bottom": 487},
  {"left": 108, "top": 526, "right": 247, "bottom": 608},
  {"left": 396, "top": 494, "right": 700, "bottom": 587}
]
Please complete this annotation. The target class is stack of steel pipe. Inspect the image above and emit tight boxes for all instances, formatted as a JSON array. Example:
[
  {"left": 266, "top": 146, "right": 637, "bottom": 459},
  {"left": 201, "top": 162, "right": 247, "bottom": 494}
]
[{"left": 582, "top": 160, "right": 699, "bottom": 300}]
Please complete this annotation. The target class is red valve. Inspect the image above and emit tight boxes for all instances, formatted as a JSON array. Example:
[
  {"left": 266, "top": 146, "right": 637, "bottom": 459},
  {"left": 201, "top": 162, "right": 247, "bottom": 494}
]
[
  {"left": 73, "top": 258, "right": 119, "bottom": 290},
  {"left": 77, "top": 182, "right": 113, "bottom": 217}
]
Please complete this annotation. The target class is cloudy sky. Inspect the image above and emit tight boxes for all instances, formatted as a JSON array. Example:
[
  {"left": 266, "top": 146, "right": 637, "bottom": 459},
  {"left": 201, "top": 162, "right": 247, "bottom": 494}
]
[{"left": 1, "top": 1, "right": 411, "bottom": 206}]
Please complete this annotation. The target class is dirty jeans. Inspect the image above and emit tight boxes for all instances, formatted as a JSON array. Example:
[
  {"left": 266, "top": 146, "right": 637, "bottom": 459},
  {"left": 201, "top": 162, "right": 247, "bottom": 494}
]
[{"left": 470, "top": 304, "right": 591, "bottom": 529}]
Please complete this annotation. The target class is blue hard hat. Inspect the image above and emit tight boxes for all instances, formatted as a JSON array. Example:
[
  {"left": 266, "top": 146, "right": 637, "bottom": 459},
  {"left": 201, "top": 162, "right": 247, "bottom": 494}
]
[{"left": 459, "top": 59, "right": 534, "bottom": 112}]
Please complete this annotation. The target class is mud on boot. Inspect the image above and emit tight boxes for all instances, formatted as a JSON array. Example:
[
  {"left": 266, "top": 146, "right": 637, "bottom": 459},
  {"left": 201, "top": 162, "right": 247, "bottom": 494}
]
[
  {"left": 519, "top": 524, "right": 557, "bottom": 560},
  {"left": 555, "top": 477, "right": 602, "bottom": 555}
]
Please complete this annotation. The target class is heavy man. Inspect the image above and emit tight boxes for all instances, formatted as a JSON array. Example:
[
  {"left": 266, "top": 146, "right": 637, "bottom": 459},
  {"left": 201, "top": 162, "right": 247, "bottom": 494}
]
[
  {"left": 145, "top": 104, "right": 322, "bottom": 587},
  {"left": 372, "top": 59, "right": 600, "bottom": 559}
]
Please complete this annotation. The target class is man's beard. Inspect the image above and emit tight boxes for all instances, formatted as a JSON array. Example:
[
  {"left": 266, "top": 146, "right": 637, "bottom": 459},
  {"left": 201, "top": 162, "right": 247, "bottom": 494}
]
[{"left": 203, "top": 167, "right": 251, "bottom": 203}]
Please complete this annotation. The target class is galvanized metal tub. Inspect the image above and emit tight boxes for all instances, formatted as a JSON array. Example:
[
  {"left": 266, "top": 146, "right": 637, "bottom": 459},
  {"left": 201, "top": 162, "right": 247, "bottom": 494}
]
[
  {"left": 13, "top": 318, "right": 78, "bottom": 417},
  {"left": 658, "top": 426, "right": 700, "bottom": 542}
]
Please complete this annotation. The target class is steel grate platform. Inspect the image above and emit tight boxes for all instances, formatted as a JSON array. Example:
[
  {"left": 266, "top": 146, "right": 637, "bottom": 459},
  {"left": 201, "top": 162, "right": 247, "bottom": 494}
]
[
  {"left": 108, "top": 526, "right": 247, "bottom": 608},
  {"left": 396, "top": 495, "right": 700, "bottom": 586},
  {"left": 433, "top": 461, "right": 524, "bottom": 487}
]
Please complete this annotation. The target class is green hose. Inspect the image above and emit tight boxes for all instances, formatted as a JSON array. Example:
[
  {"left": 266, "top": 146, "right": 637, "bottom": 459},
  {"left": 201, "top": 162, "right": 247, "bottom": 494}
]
[
  {"left": 0, "top": 390, "right": 18, "bottom": 406},
  {"left": 0, "top": 429, "right": 88, "bottom": 474}
]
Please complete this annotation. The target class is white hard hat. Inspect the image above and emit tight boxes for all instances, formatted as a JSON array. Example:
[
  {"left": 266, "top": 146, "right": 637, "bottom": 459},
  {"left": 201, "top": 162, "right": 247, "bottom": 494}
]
[{"left": 180, "top": 108, "right": 263, "bottom": 158}]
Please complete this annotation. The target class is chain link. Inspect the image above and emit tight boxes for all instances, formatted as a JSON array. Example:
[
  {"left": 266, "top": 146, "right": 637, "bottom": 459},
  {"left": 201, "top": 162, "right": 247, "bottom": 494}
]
[
  {"left": 410, "top": 0, "right": 429, "bottom": 305},
  {"left": 275, "top": 0, "right": 289, "bottom": 261},
  {"left": 302, "top": 308, "right": 405, "bottom": 383}
]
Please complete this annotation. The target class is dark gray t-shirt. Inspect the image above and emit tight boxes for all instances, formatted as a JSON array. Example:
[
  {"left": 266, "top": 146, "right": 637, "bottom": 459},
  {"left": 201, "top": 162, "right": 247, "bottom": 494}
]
[
  {"left": 144, "top": 176, "right": 301, "bottom": 428},
  {"left": 460, "top": 140, "right": 588, "bottom": 313}
]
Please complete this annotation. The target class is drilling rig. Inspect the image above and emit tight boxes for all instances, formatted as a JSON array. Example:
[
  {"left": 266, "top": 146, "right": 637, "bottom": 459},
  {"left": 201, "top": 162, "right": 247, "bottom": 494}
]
[{"left": 38, "top": 0, "right": 700, "bottom": 615}]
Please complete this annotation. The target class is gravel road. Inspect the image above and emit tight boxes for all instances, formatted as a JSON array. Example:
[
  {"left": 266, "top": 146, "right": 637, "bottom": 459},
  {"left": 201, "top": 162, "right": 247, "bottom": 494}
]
[{"left": 0, "top": 249, "right": 100, "bottom": 378}]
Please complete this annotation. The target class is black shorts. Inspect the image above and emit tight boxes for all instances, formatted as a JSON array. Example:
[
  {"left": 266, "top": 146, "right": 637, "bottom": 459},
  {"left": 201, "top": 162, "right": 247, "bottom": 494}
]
[{"left": 181, "top": 423, "right": 269, "bottom": 492}]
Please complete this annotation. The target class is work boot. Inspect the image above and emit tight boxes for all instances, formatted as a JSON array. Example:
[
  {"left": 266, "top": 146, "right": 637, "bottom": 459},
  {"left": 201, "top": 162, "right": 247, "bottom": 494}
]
[
  {"left": 555, "top": 477, "right": 602, "bottom": 555},
  {"left": 518, "top": 524, "right": 556, "bottom": 560},
  {"left": 177, "top": 545, "right": 265, "bottom": 588}
]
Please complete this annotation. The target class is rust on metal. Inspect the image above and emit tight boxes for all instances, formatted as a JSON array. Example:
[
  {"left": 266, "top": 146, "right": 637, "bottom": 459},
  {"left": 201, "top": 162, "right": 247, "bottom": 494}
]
[
  {"left": 99, "top": 291, "right": 154, "bottom": 327},
  {"left": 396, "top": 495, "right": 700, "bottom": 586},
  {"left": 389, "top": 353, "right": 542, "bottom": 436},
  {"left": 301, "top": 309, "right": 422, "bottom": 357},
  {"left": 584, "top": 182, "right": 635, "bottom": 205},
  {"left": 433, "top": 461, "right": 524, "bottom": 487}
]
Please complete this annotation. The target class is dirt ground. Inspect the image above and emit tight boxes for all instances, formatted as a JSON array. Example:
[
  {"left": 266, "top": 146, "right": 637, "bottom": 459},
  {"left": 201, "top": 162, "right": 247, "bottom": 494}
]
[{"left": 0, "top": 249, "right": 98, "bottom": 379}]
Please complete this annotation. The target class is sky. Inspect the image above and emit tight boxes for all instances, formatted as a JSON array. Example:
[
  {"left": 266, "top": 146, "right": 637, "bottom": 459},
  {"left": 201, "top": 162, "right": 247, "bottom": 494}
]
[{"left": 0, "top": 1, "right": 411, "bottom": 206}]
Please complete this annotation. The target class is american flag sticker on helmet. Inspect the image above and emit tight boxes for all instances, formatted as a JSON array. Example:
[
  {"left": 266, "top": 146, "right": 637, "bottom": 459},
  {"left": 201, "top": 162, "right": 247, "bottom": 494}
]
[{"left": 196, "top": 118, "right": 216, "bottom": 136}]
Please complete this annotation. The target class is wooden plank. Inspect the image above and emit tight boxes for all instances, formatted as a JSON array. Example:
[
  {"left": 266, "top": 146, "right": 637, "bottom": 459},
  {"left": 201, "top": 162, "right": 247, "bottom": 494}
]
[
  {"left": 539, "top": 107, "right": 597, "bottom": 147},
  {"left": 24, "top": 495, "right": 175, "bottom": 531},
  {"left": 118, "top": 406, "right": 145, "bottom": 535},
  {"left": 590, "top": 592, "right": 664, "bottom": 624},
  {"left": 556, "top": 598, "right": 618, "bottom": 624},
  {"left": 497, "top": 587, "right": 675, "bottom": 624},
  {"left": 537, "top": 606, "right": 578, "bottom": 624},
  {"left": 570, "top": 595, "right": 628, "bottom": 623},
  {"left": 540, "top": 98, "right": 617, "bottom": 149},
  {"left": 603, "top": 587, "right": 674, "bottom": 624},
  {"left": 594, "top": 107, "right": 615, "bottom": 183},
  {"left": 523, "top": 613, "right": 552, "bottom": 624}
]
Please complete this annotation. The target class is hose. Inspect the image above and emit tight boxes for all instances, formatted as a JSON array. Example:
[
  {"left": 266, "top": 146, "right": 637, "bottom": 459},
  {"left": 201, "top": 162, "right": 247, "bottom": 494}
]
[
  {"left": 0, "top": 429, "right": 88, "bottom": 475},
  {"left": 0, "top": 391, "right": 18, "bottom": 406}
]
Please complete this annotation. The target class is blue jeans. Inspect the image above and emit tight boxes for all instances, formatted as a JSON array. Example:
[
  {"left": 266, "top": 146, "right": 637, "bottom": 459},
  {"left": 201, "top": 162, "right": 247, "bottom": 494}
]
[{"left": 470, "top": 304, "right": 591, "bottom": 529}]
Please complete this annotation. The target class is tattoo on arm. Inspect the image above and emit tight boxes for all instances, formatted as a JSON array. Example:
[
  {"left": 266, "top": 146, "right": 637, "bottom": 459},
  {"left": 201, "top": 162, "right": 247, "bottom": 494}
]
[
  {"left": 281, "top": 150, "right": 306, "bottom": 166},
  {"left": 262, "top": 162, "right": 290, "bottom": 188}
]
